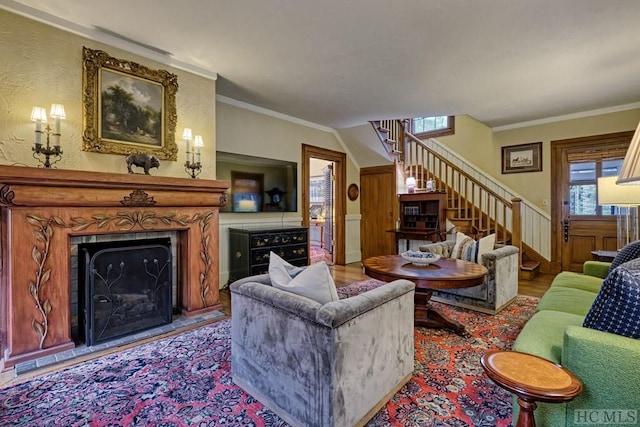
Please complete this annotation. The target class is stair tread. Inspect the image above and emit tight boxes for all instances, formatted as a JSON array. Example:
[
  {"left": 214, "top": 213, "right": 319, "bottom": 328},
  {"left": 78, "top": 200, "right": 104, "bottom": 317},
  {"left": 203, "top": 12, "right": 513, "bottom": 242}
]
[
  {"left": 383, "top": 138, "right": 396, "bottom": 144},
  {"left": 521, "top": 260, "right": 540, "bottom": 270}
]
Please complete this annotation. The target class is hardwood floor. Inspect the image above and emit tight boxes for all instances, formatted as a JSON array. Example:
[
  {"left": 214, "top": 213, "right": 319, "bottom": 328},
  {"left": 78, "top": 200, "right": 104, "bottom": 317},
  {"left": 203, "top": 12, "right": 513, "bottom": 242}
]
[{"left": 1, "top": 263, "right": 553, "bottom": 388}]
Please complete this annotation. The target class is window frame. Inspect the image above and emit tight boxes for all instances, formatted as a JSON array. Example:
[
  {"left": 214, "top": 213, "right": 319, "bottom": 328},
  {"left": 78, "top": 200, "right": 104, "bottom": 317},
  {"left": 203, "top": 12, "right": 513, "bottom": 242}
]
[
  {"left": 568, "top": 158, "right": 624, "bottom": 217},
  {"left": 411, "top": 116, "right": 455, "bottom": 138}
]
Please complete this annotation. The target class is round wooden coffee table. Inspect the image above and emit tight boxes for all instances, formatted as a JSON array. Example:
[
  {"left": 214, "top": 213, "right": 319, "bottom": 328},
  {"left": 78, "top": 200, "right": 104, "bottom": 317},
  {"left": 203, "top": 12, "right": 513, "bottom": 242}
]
[
  {"left": 481, "top": 350, "right": 583, "bottom": 427},
  {"left": 363, "top": 255, "right": 487, "bottom": 334}
]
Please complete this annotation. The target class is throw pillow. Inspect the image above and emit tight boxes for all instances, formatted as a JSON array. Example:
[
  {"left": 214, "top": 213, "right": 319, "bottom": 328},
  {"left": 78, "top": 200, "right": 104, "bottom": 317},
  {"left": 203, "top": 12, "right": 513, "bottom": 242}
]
[
  {"left": 583, "top": 260, "right": 640, "bottom": 339},
  {"left": 450, "top": 232, "right": 495, "bottom": 264},
  {"left": 451, "top": 232, "right": 475, "bottom": 261},
  {"left": 477, "top": 233, "right": 496, "bottom": 264},
  {"left": 269, "top": 252, "right": 339, "bottom": 304},
  {"left": 268, "top": 251, "right": 304, "bottom": 284},
  {"left": 609, "top": 240, "right": 640, "bottom": 271}
]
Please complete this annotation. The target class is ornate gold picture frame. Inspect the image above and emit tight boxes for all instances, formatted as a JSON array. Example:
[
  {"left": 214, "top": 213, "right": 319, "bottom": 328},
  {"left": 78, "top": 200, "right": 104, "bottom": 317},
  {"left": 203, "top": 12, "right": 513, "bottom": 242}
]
[{"left": 82, "top": 47, "right": 178, "bottom": 160}]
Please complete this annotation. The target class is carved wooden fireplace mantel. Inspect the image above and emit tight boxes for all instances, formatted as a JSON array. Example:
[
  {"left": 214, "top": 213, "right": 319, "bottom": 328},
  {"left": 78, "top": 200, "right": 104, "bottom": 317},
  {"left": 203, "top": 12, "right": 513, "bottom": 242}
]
[{"left": 0, "top": 165, "right": 229, "bottom": 371}]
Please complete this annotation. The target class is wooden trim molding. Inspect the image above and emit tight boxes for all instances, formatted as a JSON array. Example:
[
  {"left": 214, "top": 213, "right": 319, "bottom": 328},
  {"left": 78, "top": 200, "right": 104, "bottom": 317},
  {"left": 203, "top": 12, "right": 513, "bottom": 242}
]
[
  {"left": 0, "top": 165, "right": 229, "bottom": 371},
  {"left": 302, "top": 144, "right": 347, "bottom": 265}
]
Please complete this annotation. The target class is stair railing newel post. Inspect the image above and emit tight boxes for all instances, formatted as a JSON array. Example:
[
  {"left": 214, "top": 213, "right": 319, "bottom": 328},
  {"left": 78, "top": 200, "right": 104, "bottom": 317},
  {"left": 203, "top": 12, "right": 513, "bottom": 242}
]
[{"left": 511, "top": 198, "right": 523, "bottom": 262}]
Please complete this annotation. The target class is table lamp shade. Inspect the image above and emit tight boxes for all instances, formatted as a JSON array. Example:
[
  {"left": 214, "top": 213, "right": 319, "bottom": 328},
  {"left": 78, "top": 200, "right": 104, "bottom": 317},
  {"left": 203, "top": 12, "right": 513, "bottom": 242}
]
[
  {"left": 598, "top": 176, "right": 640, "bottom": 205},
  {"left": 616, "top": 120, "right": 640, "bottom": 185},
  {"left": 598, "top": 175, "right": 640, "bottom": 249}
]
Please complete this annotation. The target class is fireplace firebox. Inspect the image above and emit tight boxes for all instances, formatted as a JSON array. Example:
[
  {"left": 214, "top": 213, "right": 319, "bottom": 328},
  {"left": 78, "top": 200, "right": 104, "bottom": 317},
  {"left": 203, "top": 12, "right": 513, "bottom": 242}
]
[{"left": 80, "top": 238, "right": 173, "bottom": 346}]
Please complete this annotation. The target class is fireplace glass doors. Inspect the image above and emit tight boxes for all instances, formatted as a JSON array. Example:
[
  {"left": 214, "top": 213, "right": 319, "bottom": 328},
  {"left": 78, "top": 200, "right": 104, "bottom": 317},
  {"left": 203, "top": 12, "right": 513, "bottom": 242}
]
[{"left": 80, "top": 238, "right": 173, "bottom": 346}]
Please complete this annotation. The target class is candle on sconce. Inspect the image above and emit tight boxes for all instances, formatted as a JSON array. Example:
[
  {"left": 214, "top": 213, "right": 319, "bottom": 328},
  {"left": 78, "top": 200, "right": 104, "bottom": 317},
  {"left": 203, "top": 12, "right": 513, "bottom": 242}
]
[
  {"left": 183, "top": 127, "right": 193, "bottom": 162},
  {"left": 30, "top": 106, "right": 47, "bottom": 148},
  {"left": 194, "top": 135, "right": 204, "bottom": 164},
  {"left": 49, "top": 104, "right": 66, "bottom": 148}
]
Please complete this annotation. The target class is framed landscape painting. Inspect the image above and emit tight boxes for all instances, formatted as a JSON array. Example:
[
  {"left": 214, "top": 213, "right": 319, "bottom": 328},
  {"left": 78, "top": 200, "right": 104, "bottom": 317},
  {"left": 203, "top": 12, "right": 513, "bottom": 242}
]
[
  {"left": 82, "top": 47, "right": 178, "bottom": 160},
  {"left": 502, "top": 142, "right": 542, "bottom": 174}
]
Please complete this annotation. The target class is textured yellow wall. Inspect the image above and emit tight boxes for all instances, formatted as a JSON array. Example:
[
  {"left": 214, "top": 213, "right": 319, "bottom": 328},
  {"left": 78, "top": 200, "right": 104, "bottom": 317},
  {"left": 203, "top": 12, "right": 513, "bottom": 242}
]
[
  {"left": 0, "top": 9, "right": 216, "bottom": 178},
  {"left": 436, "top": 110, "right": 640, "bottom": 214},
  {"left": 493, "top": 108, "right": 640, "bottom": 214},
  {"left": 434, "top": 115, "right": 494, "bottom": 164},
  {"left": 216, "top": 101, "right": 361, "bottom": 215}
]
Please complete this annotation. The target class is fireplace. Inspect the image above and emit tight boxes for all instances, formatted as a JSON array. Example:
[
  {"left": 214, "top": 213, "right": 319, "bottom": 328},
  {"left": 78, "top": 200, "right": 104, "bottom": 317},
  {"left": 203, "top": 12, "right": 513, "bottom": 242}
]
[
  {"left": 79, "top": 238, "right": 173, "bottom": 346},
  {"left": 0, "top": 166, "right": 229, "bottom": 371}
]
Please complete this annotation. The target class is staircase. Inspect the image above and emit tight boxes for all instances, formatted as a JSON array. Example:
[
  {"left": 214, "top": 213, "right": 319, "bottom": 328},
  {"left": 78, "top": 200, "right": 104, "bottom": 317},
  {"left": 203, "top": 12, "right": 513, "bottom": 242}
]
[{"left": 371, "top": 119, "right": 540, "bottom": 278}]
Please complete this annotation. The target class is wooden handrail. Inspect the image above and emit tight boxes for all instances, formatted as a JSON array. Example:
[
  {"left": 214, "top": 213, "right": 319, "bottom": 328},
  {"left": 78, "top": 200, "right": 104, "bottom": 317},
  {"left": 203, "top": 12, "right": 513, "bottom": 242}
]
[
  {"left": 380, "top": 119, "right": 522, "bottom": 250},
  {"left": 399, "top": 120, "right": 512, "bottom": 208}
]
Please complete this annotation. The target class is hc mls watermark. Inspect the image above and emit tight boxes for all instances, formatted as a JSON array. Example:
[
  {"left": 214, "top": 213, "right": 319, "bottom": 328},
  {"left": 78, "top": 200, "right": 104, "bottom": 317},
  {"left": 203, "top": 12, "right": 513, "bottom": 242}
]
[{"left": 575, "top": 409, "right": 638, "bottom": 425}]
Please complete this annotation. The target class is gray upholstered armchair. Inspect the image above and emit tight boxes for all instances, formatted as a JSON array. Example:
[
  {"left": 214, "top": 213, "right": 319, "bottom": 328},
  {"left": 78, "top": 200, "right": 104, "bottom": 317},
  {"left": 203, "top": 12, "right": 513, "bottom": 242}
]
[
  {"left": 230, "top": 273, "right": 415, "bottom": 427},
  {"left": 419, "top": 240, "right": 519, "bottom": 314}
]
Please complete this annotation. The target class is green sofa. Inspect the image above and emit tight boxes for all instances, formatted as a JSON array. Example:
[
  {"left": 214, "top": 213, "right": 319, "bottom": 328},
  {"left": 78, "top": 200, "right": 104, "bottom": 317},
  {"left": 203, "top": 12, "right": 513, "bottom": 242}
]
[{"left": 512, "top": 261, "right": 640, "bottom": 427}]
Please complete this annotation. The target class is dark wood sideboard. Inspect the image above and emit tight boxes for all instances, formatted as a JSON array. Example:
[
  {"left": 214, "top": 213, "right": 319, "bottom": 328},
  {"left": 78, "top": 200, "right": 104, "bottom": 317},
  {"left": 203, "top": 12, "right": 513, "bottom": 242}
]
[{"left": 228, "top": 227, "right": 309, "bottom": 282}]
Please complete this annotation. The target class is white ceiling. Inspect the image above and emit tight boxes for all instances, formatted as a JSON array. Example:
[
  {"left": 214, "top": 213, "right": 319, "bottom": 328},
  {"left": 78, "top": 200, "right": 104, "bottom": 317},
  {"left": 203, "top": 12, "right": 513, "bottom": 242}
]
[{"left": 6, "top": 0, "right": 640, "bottom": 129}]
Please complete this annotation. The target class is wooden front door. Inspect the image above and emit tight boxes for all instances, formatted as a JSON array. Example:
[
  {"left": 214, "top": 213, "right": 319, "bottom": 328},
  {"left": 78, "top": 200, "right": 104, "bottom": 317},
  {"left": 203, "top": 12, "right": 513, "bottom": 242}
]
[
  {"left": 551, "top": 132, "right": 633, "bottom": 272},
  {"left": 360, "top": 165, "right": 397, "bottom": 260}
]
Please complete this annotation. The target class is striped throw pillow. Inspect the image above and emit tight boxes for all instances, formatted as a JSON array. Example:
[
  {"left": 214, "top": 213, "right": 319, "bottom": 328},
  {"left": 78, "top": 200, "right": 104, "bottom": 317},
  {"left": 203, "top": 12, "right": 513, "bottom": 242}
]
[{"left": 450, "top": 232, "right": 496, "bottom": 264}]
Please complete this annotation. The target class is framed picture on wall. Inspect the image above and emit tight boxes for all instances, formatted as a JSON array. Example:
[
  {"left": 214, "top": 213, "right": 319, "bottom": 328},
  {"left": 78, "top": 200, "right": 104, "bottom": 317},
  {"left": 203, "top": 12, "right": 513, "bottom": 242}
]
[
  {"left": 502, "top": 142, "right": 542, "bottom": 174},
  {"left": 81, "top": 47, "right": 178, "bottom": 160}
]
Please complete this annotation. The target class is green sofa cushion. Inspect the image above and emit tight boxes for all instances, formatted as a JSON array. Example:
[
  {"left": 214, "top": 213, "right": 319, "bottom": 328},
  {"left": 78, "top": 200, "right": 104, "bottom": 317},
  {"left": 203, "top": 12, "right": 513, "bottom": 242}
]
[
  {"left": 536, "top": 286, "right": 598, "bottom": 316},
  {"left": 549, "top": 271, "right": 603, "bottom": 294},
  {"left": 512, "top": 310, "right": 585, "bottom": 363},
  {"left": 582, "top": 261, "right": 611, "bottom": 279}
]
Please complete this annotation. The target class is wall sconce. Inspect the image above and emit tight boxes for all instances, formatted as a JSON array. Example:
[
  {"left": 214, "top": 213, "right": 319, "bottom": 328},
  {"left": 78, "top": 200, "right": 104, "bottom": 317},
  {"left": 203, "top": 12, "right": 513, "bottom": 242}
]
[
  {"left": 31, "top": 104, "right": 65, "bottom": 168},
  {"left": 183, "top": 128, "right": 203, "bottom": 178},
  {"left": 406, "top": 176, "right": 417, "bottom": 193}
]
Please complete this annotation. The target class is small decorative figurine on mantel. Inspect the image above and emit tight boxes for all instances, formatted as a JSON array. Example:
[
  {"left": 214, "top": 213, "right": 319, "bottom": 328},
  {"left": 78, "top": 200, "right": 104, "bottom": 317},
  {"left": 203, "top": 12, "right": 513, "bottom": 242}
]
[{"left": 125, "top": 153, "right": 160, "bottom": 175}]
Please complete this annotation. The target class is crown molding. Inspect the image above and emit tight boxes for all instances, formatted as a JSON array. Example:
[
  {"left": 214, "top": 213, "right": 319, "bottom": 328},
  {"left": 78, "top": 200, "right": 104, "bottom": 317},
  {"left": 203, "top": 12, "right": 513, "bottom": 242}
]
[
  {"left": 492, "top": 102, "right": 640, "bottom": 132},
  {"left": 216, "top": 95, "right": 360, "bottom": 169},
  {"left": 0, "top": 0, "right": 217, "bottom": 81},
  {"left": 216, "top": 95, "right": 333, "bottom": 132}
]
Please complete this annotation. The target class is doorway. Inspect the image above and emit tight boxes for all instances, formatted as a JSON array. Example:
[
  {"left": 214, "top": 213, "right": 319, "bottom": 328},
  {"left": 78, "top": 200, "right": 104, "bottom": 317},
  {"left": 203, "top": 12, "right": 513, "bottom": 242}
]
[
  {"left": 551, "top": 131, "right": 633, "bottom": 272},
  {"left": 309, "top": 158, "right": 335, "bottom": 264},
  {"left": 302, "top": 144, "right": 346, "bottom": 265}
]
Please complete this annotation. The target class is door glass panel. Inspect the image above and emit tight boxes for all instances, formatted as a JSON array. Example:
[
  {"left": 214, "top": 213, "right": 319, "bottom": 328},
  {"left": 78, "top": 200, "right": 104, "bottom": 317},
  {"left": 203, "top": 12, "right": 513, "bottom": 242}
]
[
  {"left": 569, "top": 159, "right": 624, "bottom": 216},
  {"left": 569, "top": 162, "right": 595, "bottom": 182},
  {"left": 570, "top": 184, "right": 596, "bottom": 215}
]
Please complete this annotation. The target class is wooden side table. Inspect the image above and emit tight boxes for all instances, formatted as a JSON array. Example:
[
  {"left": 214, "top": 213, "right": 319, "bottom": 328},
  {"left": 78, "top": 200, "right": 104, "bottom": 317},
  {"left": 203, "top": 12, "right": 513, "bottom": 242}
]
[
  {"left": 363, "top": 255, "right": 486, "bottom": 334},
  {"left": 591, "top": 250, "right": 617, "bottom": 262},
  {"left": 480, "top": 350, "right": 582, "bottom": 427}
]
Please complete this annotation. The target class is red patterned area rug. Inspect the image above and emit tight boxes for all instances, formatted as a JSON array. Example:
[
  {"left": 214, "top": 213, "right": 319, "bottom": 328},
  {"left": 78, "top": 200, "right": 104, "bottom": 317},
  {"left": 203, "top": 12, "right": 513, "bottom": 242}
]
[
  {"left": 310, "top": 244, "right": 333, "bottom": 265},
  {"left": 0, "top": 279, "right": 537, "bottom": 427},
  {"left": 339, "top": 279, "right": 537, "bottom": 426}
]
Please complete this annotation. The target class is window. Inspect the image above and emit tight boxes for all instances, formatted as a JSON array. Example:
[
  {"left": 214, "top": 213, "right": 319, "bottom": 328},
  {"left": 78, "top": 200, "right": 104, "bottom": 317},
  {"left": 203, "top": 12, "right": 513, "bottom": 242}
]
[
  {"left": 569, "top": 158, "right": 623, "bottom": 216},
  {"left": 411, "top": 116, "right": 455, "bottom": 138}
]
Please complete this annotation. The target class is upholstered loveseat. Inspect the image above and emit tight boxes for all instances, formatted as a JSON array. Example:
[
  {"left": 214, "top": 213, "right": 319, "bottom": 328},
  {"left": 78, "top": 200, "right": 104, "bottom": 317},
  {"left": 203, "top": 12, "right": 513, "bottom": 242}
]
[
  {"left": 512, "top": 259, "right": 640, "bottom": 427},
  {"left": 230, "top": 273, "right": 415, "bottom": 427},
  {"left": 419, "top": 240, "right": 519, "bottom": 313}
]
